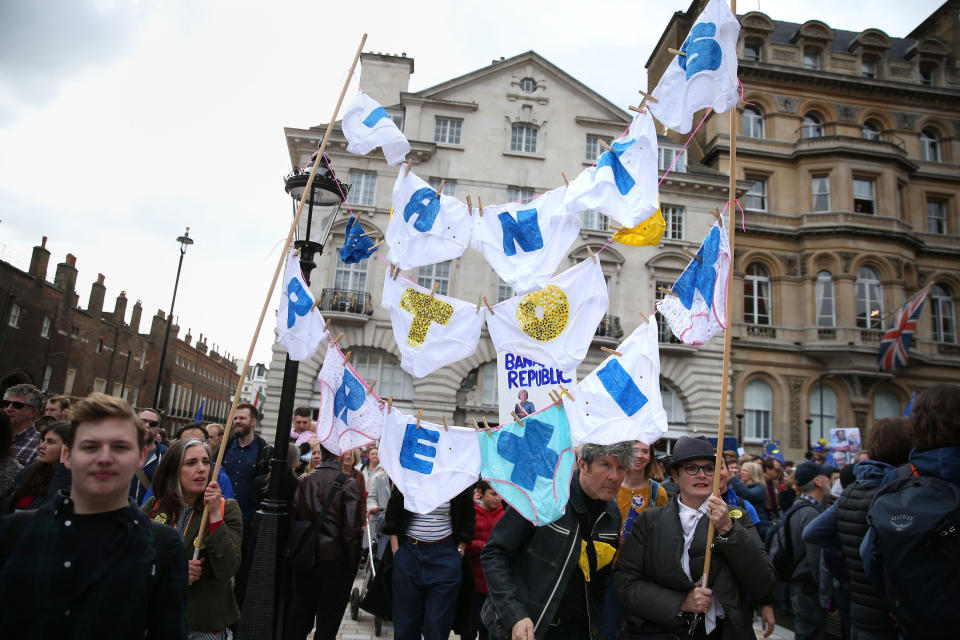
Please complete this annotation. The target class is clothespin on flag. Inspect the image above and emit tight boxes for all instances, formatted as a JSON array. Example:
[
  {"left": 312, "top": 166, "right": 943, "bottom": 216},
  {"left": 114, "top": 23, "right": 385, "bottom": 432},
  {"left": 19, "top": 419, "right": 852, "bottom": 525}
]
[
  {"left": 600, "top": 346, "right": 623, "bottom": 356},
  {"left": 415, "top": 409, "right": 423, "bottom": 430},
  {"left": 441, "top": 416, "right": 449, "bottom": 432},
  {"left": 435, "top": 179, "right": 445, "bottom": 198},
  {"left": 482, "top": 296, "right": 495, "bottom": 316}
]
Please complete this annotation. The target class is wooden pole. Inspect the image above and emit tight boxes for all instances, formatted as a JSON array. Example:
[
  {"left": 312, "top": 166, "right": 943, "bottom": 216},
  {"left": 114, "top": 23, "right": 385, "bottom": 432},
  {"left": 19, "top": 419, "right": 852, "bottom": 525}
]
[
  {"left": 701, "top": 1, "right": 737, "bottom": 584},
  {"left": 191, "top": 33, "right": 368, "bottom": 558}
]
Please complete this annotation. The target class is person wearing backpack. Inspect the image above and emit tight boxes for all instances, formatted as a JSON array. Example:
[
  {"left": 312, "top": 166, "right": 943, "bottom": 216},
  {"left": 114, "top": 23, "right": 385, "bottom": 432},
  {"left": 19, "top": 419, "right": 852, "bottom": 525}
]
[
  {"left": 284, "top": 442, "right": 363, "bottom": 640},
  {"left": 0, "top": 393, "right": 189, "bottom": 639},
  {"left": 802, "top": 418, "right": 912, "bottom": 640},
  {"left": 863, "top": 383, "right": 960, "bottom": 639},
  {"left": 772, "top": 461, "right": 831, "bottom": 640}
]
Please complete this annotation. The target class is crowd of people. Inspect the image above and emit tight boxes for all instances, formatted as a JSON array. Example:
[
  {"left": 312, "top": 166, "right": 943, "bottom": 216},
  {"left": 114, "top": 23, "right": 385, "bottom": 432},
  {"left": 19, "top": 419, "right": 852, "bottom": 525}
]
[{"left": 0, "top": 381, "right": 957, "bottom": 640}]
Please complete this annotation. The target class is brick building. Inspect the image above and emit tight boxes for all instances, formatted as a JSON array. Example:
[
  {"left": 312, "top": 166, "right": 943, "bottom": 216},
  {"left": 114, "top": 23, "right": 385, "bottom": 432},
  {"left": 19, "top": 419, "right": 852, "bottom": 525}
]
[{"left": 0, "top": 236, "right": 240, "bottom": 430}]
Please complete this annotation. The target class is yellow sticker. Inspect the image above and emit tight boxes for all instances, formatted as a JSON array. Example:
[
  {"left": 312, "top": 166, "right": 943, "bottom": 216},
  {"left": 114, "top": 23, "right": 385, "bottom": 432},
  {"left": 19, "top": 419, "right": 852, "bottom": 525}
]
[
  {"left": 152, "top": 513, "right": 168, "bottom": 525},
  {"left": 729, "top": 508, "right": 743, "bottom": 519}
]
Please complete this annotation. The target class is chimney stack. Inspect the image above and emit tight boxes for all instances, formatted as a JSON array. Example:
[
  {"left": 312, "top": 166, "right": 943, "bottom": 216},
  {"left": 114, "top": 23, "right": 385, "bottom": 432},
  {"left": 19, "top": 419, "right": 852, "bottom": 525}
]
[
  {"left": 88, "top": 273, "right": 106, "bottom": 316},
  {"left": 113, "top": 290, "right": 128, "bottom": 324},
  {"left": 29, "top": 236, "right": 51, "bottom": 281},
  {"left": 184, "top": 328, "right": 193, "bottom": 346},
  {"left": 130, "top": 300, "right": 143, "bottom": 332},
  {"left": 54, "top": 253, "right": 78, "bottom": 295}
]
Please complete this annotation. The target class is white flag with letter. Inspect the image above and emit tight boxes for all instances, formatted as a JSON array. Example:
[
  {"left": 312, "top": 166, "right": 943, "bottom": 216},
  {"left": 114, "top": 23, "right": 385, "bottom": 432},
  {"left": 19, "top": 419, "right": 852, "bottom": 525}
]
[
  {"left": 316, "top": 343, "right": 384, "bottom": 455},
  {"left": 648, "top": 0, "right": 740, "bottom": 133},
  {"left": 342, "top": 91, "right": 410, "bottom": 165},
  {"left": 564, "top": 316, "right": 667, "bottom": 446},
  {"left": 564, "top": 111, "right": 660, "bottom": 228},
  {"left": 277, "top": 249, "right": 328, "bottom": 361},
  {"left": 378, "top": 408, "right": 481, "bottom": 514}
]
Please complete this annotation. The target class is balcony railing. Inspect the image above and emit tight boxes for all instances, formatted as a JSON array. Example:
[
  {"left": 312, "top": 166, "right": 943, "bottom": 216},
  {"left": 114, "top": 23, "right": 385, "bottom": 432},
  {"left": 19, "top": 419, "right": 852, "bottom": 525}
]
[
  {"left": 860, "top": 329, "right": 883, "bottom": 344},
  {"left": 746, "top": 324, "right": 777, "bottom": 339},
  {"left": 938, "top": 343, "right": 960, "bottom": 356},
  {"left": 318, "top": 288, "right": 374, "bottom": 316},
  {"left": 595, "top": 314, "right": 624, "bottom": 340},
  {"left": 817, "top": 328, "right": 836, "bottom": 340}
]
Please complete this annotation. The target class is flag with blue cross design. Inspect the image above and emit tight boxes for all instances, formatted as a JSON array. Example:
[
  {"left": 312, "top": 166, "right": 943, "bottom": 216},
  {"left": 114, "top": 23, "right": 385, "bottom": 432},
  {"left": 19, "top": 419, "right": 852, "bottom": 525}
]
[
  {"left": 563, "top": 110, "right": 660, "bottom": 228},
  {"left": 342, "top": 90, "right": 410, "bottom": 165},
  {"left": 563, "top": 316, "right": 668, "bottom": 447},
  {"left": 656, "top": 220, "right": 731, "bottom": 347},
  {"left": 478, "top": 404, "right": 577, "bottom": 526}
]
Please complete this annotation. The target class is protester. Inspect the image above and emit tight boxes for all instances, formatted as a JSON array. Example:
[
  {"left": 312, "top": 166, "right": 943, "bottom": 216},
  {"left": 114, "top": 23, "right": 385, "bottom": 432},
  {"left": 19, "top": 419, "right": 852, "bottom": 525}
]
[
  {"left": 469, "top": 480, "right": 504, "bottom": 640},
  {"left": 863, "top": 384, "right": 960, "bottom": 638},
  {"left": 143, "top": 437, "right": 241, "bottom": 638},
  {"left": 285, "top": 442, "right": 363, "bottom": 640},
  {"left": 361, "top": 445, "right": 382, "bottom": 492},
  {"left": 614, "top": 436, "right": 776, "bottom": 640},
  {"left": 803, "top": 418, "right": 911, "bottom": 640},
  {"left": 362, "top": 446, "right": 387, "bottom": 549},
  {"left": 290, "top": 406, "right": 314, "bottom": 452},
  {"left": 778, "top": 467, "right": 797, "bottom": 512},
  {"left": 0, "top": 393, "right": 189, "bottom": 637},
  {"left": 3, "top": 383, "right": 43, "bottom": 466},
  {"left": 728, "top": 460, "right": 771, "bottom": 538},
  {"left": 206, "top": 423, "right": 225, "bottom": 451},
  {"left": 761, "top": 458, "right": 783, "bottom": 520},
  {"left": 129, "top": 407, "right": 167, "bottom": 504},
  {"left": 302, "top": 438, "right": 323, "bottom": 477},
  {"left": 481, "top": 441, "right": 633, "bottom": 640},
  {"left": 385, "top": 482, "right": 476, "bottom": 640},
  {"left": 604, "top": 440, "right": 669, "bottom": 639},
  {"left": 0, "top": 413, "right": 22, "bottom": 507},
  {"left": 44, "top": 395, "right": 70, "bottom": 420},
  {"left": 7, "top": 420, "right": 69, "bottom": 511},
  {"left": 780, "top": 461, "right": 831, "bottom": 640},
  {"left": 221, "top": 401, "right": 272, "bottom": 604},
  {"left": 340, "top": 448, "right": 367, "bottom": 518},
  {"left": 176, "top": 422, "right": 209, "bottom": 441}
]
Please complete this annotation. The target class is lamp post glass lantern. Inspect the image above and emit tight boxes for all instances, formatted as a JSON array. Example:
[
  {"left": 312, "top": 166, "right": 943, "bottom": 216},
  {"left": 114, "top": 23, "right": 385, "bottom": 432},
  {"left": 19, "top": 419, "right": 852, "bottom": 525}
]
[
  {"left": 152, "top": 227, "right": 194, "bottom": 410},
  {"left": 239, "top": 152, "right": 348, "bottom": 639}
]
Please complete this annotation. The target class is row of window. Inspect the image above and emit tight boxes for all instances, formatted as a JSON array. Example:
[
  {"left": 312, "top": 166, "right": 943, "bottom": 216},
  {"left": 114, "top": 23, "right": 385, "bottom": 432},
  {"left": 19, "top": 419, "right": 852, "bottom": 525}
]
[
  {"left": 743, "top": 377, "right": 903, "bottom": 443},
  {"left": 174, "top": 354, "right": 231, "bottom": 386},
  {"left": 347, "top": 144, "right": 687, "bottom": 208},
  {"left": 743, "top": 40, "right": 939, "bottom": 86},
  {"left": 168, "top": 383, "right": 229, "bottom": 420},
  {"left": 742, "top": 106, "right": 945, "bottom": 162},
  {"left": 743, "top": 262, "right": 957, "bottom": 342},
  {"left": 744, "top": 173, "right": 950, "bottom": 233}
]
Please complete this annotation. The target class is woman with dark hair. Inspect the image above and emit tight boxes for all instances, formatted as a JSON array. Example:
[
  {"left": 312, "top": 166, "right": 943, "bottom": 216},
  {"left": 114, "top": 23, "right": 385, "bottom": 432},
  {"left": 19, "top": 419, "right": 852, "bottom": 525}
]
[
  {"left": 7, "top": 421, "right": 70, "bottom": 511},
  {"left": 803, "top": 417, "right": 913, "bottom": 640},
  {"left": 0, "top": 413, "right": 21, "bottom": 507},
  {"left": 143, "top": 438, "right": 242, "bottom": 639}
]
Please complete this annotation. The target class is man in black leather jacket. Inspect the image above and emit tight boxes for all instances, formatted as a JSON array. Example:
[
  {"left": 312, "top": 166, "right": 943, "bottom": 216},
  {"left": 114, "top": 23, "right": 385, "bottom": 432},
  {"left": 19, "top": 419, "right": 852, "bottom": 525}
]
[{"left": 480, "top": 441, "right": 634, "bottom": 640}]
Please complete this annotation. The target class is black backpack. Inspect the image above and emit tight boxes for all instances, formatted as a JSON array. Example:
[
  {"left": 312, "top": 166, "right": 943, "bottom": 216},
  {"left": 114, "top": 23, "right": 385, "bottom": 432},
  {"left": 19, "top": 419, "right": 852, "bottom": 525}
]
[
  {"left": 863, "top": 463, "right": 960, "bottom": 638},
  {"left": 764, "top": 500, "right": 818, "bottom": 580}
]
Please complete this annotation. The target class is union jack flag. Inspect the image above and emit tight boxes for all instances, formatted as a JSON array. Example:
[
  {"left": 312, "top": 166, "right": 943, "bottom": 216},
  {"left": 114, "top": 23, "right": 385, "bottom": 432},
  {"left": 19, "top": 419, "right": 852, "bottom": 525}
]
[{"left": 877, "top": 285, "right": 932, "bottom": 372}]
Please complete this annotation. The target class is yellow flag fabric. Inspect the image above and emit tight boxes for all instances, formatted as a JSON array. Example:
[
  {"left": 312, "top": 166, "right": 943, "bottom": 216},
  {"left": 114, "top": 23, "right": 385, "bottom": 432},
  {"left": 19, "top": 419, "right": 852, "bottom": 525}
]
[
  {"left": 613, "top": 207, "right": 666, "bottom": 247},
  {"left": 578, "top": 539, "right": 617, "bottom": 582}
]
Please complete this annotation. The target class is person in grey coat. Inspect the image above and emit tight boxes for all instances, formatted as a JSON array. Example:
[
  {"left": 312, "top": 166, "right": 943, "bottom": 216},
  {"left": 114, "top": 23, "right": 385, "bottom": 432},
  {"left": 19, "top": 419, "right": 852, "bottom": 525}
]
[{"left": 614, "top": 436, "right": 776, "bottom": 640}]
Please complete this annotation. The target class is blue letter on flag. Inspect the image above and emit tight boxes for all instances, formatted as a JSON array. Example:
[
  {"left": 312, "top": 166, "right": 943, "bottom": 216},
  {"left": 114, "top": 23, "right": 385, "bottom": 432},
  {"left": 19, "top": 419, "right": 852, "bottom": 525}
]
[
  {"left": 498, "top": 209, "right": 544, "bottom": 256},
  {"left": 404, "top": 187, "right": 441, "bottom": 232},
  {"left": 596, "top": 359, "right": 647, "bottom": 416},
  {"left": 399, "top": 423, "right": 439, "bottom": 474},
  {"left": 333, "top": 369, "right": 365, "bottom": 423},
  {"left": 286, "top": 277, "right": 313, "bottom": 329}
]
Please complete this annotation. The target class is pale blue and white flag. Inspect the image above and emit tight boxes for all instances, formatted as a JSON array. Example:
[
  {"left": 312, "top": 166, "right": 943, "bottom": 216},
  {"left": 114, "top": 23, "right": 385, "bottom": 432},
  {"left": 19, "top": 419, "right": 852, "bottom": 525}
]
[
  {"left": 277, "top": 248, "right": 328, "bottom": 361},
  {"left": 342, "top": 91, "right": 410, "bottom": 165}
]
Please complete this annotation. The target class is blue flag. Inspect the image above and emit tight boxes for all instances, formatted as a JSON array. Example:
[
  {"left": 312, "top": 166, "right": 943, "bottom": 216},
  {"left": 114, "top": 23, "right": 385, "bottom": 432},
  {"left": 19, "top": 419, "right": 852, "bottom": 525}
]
[
  {"left": 479, "top": 404, "right": 576, "bottom": 526},
  {"left": 194, "top": 399, "right": 205, "bottom": 423},
  {"left": 901, "top": 392, "right": 917, "bottom": 418},
  {"left": 762, "top": 439, "right": 784, "bottom": 464},
  {"left": 338, "top": 216, "right": 376, "bottom": 264}
]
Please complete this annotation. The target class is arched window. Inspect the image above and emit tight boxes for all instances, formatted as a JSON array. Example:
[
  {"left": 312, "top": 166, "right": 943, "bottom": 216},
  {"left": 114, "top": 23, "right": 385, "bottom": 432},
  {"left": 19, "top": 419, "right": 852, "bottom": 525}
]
[
  {"left": 744, "top": 40, "right": 762, "bottom": 62},
  {"left": 921, "top": 128, "right": 941, "bottom": 162},
  {"left": 459, "top": 361, "right": 499, "bottom": 407},
  {"left": 861, "top": 119, "right": 883, "bottom": 141},
  {"left": 931, "top": 284, "right": 956, "bottom": 343},
  {"left": 743, "top": 107, "right": 765, "bottom": 138},
  {"left": 744, "top": 379, "right": 772, "bottom": 440},
  {"left": 873, "top": 390, "right": 900, "bottom": 420},
  {"left": 856, "top": 266, "right": 883, "bottom": 329},
  {"left": 816, "top": 271, "right": 835, "bottom": 327},
  {"left": 660, "top": 383, "right": 687, "bottom": 424},
  {"left": 744, "top": 263, "right": 771, "bottom": 325},
  {"left": 520, "top": 77, "right": 537, "bottom": 93},
  {"left": 352, "top": 349, "right": 414, "bottom": 400},
  {"left": 802, "top": 112, "right": 824, "bottom": 138},
  {"left": 809, "top": 384, "right": 837, "bottom": 444}
]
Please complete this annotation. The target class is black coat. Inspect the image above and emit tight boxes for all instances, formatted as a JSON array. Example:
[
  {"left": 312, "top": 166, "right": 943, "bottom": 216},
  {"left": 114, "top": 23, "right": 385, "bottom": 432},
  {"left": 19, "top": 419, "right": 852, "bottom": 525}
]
[
  {"left": 836, "top": 481, "right": 898, "bottom": 638},
  {"left": 480, "top": 470, "right": 621, "bottom": 640},
  {"left": 613, "top": 497, "right": 776, "bottom": 640},
  {"left": 382, "top": 484, "right": 476, "bottom": 545}
]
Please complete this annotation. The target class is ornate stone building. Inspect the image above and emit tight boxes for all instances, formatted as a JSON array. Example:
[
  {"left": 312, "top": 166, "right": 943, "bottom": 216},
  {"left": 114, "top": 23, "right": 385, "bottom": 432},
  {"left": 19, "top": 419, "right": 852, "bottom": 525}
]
[
  {"left": 263, "top": 51, "right": 741, "bottom": 445},
  {"left": 647, "top": 0, "right": 960, "bottom": 458}
]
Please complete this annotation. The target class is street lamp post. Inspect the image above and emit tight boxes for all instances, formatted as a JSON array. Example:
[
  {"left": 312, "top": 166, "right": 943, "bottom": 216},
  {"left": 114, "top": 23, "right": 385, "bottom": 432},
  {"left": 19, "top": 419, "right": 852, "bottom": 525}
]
[
  {"left": 736, "top": 413, "right": 744, "bottom": 447},
  {"left": 152, "top": 228, "right": 194, "bottom": 410},
  {"left": 238, "top": 154, "right": 348, "bottom": 640}
]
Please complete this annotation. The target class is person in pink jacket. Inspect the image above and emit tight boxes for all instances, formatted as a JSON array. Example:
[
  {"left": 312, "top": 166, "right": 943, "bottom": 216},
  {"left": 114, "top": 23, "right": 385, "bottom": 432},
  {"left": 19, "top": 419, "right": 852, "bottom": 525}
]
[{"left": 469, "top": 480, "right": 504, "bottom": 640}]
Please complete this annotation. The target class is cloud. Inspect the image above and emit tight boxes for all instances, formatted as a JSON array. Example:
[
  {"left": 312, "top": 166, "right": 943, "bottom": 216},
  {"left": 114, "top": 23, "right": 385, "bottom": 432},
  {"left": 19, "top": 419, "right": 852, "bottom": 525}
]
[{"left": 0, "top": 0, "right": 154, "bottom": 125}]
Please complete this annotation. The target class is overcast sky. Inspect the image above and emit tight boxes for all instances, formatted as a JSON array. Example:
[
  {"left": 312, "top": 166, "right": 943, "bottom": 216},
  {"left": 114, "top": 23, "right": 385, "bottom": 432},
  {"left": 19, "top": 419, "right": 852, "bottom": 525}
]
[{"left": 0, "top": 0, "right": 944, "bottom": 369}]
